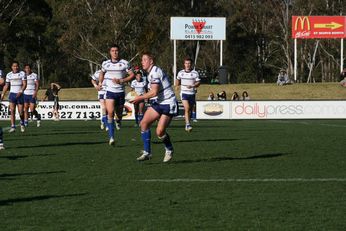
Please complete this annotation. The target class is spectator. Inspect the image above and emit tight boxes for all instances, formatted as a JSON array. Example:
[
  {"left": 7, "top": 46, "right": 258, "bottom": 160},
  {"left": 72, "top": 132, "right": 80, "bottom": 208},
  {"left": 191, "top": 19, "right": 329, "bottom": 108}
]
[
  {"left": 277, "top": 69, "right": 291, "bottom": 86},
  {"left": 217, "top": 90, "right": 227, "bottom": 100},
  {"left": 43, "top": 82, "right": 61, "bottom": 121},
  {"left": 231, "top": 92, "right": 239, "bottom": 101},
  {"left": 207, "top": 92, "right": 215, "bottom": 100},
  {"left": 340, "top": 68, "right": 346, "bottom": 87},
  {"left": 242, "top": 91, "right": 250, "bottom": 100}
]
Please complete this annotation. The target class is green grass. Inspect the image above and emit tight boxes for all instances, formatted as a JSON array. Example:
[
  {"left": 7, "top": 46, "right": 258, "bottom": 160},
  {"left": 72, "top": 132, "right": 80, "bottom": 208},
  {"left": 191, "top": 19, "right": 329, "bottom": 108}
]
[
  {"left": 0, "top": 119, "right": 346, "bottom": 230},
  {"left": 35, "top": 82, "right": 346, "bottom": 101}
]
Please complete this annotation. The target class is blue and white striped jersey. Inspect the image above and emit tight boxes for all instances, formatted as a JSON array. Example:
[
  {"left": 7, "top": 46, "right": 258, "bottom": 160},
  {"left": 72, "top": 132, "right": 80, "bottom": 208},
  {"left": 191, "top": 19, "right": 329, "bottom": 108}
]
[
  {"left": 101, "top": 59, "right": 131, "bottom": 93},
  {"left": 24, "top": 72, "right": 39, "bottom": 95},
  {"left": 6, "top": 71, "right": 26, "bottom": 93},
  {"left": 177, "top": 69, "right": 200, "bottom": 95},
  {"left": 147, "top": 66, "right": 176, "bottom": 104}
]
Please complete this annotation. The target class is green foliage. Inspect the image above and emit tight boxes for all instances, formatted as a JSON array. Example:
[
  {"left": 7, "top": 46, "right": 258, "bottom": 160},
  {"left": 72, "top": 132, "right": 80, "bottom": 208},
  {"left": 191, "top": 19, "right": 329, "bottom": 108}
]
[{"left": 1, "top": 0, "right": 346, "bottom": 86}]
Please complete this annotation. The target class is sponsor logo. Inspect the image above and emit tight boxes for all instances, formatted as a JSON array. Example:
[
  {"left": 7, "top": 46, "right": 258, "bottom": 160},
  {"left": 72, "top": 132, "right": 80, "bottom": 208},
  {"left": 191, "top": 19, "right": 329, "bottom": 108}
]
[
  {"left": 192, "top": 19, "right": 206, "bottom": 34},
  {"left": 203, "top": 103, "right": 223, "bottom": 116},
  {"left": 295, "top": 16, "right": 311, "bottom": 31}
]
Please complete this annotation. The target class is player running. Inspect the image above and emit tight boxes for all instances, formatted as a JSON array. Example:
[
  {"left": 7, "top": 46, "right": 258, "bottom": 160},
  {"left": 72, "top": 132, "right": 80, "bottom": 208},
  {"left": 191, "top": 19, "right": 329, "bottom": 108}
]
[
  {"left": 0, "top": 71, "right": 5, "bottom": 149},
  {"left": 176, "top": 58, "right": 200, "bottom": 132},
  {"left": 91, "top": 69, "right": 107, "bottom": 130},
  {"left": 131, "top": 52, "right": 178, "bottom": 162},
  {"left": 129, "top": 66, "right": 147, "bottom": 127},
  {"left": 98, "top": 44, "right": 134, "bottom": 145},
  {"left": 0, "top": 61, "right": 27, "bottom": 133},
  {"left": 23, "top": 64, "right": 41, "bottom": 127}
]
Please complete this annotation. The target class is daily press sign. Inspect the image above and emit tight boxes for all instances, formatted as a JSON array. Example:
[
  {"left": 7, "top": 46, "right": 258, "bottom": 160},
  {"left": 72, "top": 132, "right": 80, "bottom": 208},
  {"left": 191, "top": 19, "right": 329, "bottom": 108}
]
[
  {"left": 0, "top": 101, "right": 135, "bottom": 120},
  {"left": 197, "top": 101, "right": 346, "bottom": 119},
  {"left": 170, "top": 17, "right": 226, "bottom": 40}
]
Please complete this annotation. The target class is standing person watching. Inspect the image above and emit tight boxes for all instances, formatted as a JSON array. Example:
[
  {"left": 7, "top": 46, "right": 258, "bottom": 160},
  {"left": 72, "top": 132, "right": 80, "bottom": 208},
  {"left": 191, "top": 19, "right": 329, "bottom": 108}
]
[
  {"left": 175, "top": 58, "right": 200, "bottom": 132},
  {"left": 0, "top": 61, "right": 27, "bottom": 133},
  {"left": 23, "top": 64, "right": 41, "bottom": 127},
  {"left": 43, "top": 82, "right": 61, "bottom": 121},
  {"left": 98, "top": 44, "right": 135, "bottom": 146}
]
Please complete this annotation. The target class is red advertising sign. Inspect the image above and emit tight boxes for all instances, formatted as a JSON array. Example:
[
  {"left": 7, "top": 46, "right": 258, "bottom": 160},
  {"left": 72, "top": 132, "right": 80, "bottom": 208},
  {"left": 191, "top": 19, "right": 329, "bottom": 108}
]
[{"left": 292, "top": 16, "right": 346, "bottom": 39}]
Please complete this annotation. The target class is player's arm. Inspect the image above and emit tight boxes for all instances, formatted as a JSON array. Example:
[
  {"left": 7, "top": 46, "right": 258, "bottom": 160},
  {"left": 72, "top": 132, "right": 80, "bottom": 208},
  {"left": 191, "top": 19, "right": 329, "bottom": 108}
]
[
  {"left": 0, "top": 82, "right": 9, "bottom": 101},
  {"left": 131, "top": 83, "right": 159, "bottom": 104},
  {"left": 17, "top": 79, "right": 27, "bottom": 98},
  {"left": 114, "top": 70, "right": 135, "bottom": 84},
  {"left": 91, "top": 78, "right": 101, "bottom": 91},
  {"left": 33, "top": 79, "right": 39, "bottom": 98},
  {"left": 98, "top": 71, "right": 105, "bottom": 88}
]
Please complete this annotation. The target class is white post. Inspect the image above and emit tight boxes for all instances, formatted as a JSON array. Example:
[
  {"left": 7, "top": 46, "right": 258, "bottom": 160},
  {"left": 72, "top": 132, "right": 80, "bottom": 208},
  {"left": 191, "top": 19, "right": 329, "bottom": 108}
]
[
  {"left": 341, "top": 38, "right": 344, "bottom": 73},
  {"left": 294, "top": 38, "right": 297, "bottom": 82},
  {"left": 220, "top": 40, "right": 223, "bottom": 66},
  {"left": 173, "top": 39, "right": 177, "bottom": 86}
]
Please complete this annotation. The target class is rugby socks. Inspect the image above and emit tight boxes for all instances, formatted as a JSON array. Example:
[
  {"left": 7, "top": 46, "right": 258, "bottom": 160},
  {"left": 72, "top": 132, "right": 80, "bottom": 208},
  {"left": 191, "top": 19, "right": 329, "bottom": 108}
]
[
  {"left": 101, "top": 115, "right": 107, "bottom": 125},
  {"left": 159, "top": 133, "right": 173, "bottom": 151},
  {"left": 141, "top": 129, "right": 151, "bottom": 154},
  {"left": 107, "top": 118, "right": 115, "bottom": 139},
  {"left": 24, "top": 120, "right": 29, "bottom": 127},
  {"left": 191, "top": 111, "right": 196, "bottom": 120}
]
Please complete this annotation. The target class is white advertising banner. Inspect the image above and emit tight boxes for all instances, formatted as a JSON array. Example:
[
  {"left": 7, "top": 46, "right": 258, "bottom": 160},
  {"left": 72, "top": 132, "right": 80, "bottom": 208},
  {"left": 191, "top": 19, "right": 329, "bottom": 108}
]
[
  {"left": 197, "top": 101, "right": 346, "bottom": 119},
  {"left": 0, "top": 101, "right": 135, "bottom": 120},
  {"left": 196, "top": 101, "right": 230, "bottom": 119},
  {"left": 231, "top": 101, "right": 346, "bottom": 119},
  {"left": 170, "top": 17, "right": 226, "bottom": 40}
]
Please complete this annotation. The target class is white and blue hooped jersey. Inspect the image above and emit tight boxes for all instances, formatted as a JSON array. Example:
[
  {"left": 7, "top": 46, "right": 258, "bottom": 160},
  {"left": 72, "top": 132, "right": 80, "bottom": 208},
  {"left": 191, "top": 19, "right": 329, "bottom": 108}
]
[
  {"left": 177, "top": 69, "right": 200, "bottom": 95},
  {"left": 24, "top": 72, "right": 39, "bottom": 95},
  {"left": 91, "top": 70, "right": 106, "bottom": 96},
  {"left": 101, "top": 59, "right": 131, "bottom": 93},
  {"left": 130, "top": 79, "right": 147, "bottom": 96},
  {"left": 147, "top": 66, "right": 176, "bottom": 104},
  {"left": 6, "top": 71, "right": 26, "bottom": 94}
]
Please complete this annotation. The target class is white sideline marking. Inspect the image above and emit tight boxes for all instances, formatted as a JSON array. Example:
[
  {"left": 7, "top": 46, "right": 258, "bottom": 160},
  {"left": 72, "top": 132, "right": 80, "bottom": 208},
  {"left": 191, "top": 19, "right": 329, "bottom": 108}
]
[{"left": 140, "top": 178, "right": 346, "bottom": 182}]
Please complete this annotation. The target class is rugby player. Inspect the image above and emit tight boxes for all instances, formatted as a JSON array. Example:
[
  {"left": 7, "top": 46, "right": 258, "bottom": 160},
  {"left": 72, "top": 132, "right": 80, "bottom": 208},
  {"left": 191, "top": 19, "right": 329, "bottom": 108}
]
[
  {"left": 0, "top": 61, "right": 27, "bottom": 133},
  {"left": 23, "top": 64, "right": 41, "bottom": 127},
  {"left": 98, "top": 44, "right": 134, "bottom": 145},
  {"left": 176, "top": 58, "right": 200, "bottom": 132},
  {"left": 0, "top": 70, "right": 4, "bottom": 149},
  {"left": 91, "top": 69, "right": 107, "bottom": 130},
  {"left": 131, "top": 52, "right": 178, "bottom": 162},
  {"left": 130, "top": 66, "right": 147, "bottom": 127}
]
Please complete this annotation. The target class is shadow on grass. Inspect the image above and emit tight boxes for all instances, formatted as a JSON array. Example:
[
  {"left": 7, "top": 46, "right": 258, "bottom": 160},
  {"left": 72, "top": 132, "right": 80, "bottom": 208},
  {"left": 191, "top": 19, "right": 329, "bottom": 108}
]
[
  {"left": 14, "top": 141, "right": 106, "bottom": 149},
  {"left": 0, "top": 153, "right": 58, "bottom": 160},
  {"left": 25, "top": 130, "right": 101, "bottom": 137},
  {"left": 0, "top": 193, "right": 88, "bottom": 206},
  {"left": 152, "top": 138, "right": 239, "bottom": 144},
  {"left": 144, "top": 153, "right": 289, "bottom": 165},
  {"left": 0, "top": 171, "right": 65, "bottom": 178},
  {"left": 171, "top": 153, "right": 289, "bottom": 164}
]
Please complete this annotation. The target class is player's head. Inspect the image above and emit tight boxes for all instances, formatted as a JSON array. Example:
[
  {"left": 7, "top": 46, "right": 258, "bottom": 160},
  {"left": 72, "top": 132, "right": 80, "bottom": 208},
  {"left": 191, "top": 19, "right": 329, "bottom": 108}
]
[
  {"left": 183, "top": 58, "right": 193, "bottom": 71},
  {"left": 24, "top": 64, "right": 32, "bottom": 74},
  {"left": 141, "top": 52, "right": 155, "bottom": 71},
  {"left": 109, "top": 44, "right": 120, "bottom": 60},
  {"left": 11, "top": 61, "right": 20, "bottom": 73}
]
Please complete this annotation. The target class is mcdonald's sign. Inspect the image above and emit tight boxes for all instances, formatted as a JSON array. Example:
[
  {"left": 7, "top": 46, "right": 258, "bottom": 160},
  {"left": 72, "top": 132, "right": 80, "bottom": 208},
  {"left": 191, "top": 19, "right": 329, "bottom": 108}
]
[{"left": 292, "top": 16, "right": 346, "bottom": 39}]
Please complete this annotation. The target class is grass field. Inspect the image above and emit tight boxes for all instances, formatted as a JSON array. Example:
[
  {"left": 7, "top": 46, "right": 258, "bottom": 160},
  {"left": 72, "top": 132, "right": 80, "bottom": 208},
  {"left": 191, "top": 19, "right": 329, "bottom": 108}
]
[
  {"left": 35, "top": 82, "right": 346, "bottom": 101},
  {"left": 1, "top": 119, "right": 345, "bottom": 230}
]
